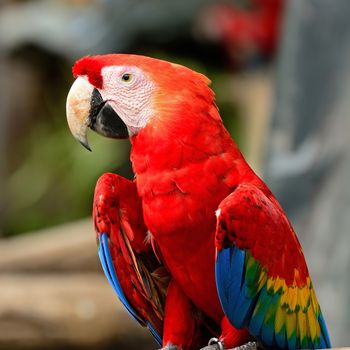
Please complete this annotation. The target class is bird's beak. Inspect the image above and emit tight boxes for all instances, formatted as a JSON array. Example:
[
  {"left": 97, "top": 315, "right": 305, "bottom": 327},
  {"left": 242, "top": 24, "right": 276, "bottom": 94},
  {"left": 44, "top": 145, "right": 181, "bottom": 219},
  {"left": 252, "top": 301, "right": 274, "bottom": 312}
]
[{"left": 66, "top": 77, "right": 128, "bottom": 151}]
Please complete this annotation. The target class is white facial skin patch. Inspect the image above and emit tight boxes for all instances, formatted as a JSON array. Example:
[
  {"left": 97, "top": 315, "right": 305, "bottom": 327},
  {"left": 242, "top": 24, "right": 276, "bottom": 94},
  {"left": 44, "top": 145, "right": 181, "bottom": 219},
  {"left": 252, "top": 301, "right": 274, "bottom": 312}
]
[{"left": 99, "top": 65, "right": 156, "bottom": 136}]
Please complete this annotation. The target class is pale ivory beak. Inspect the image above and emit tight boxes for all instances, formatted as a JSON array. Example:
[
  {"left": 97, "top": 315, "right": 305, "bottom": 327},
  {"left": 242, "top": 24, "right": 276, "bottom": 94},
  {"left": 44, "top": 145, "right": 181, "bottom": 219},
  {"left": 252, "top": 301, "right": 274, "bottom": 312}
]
[{"left": 66, "top": 77, "right": 94, "bottom": 151}]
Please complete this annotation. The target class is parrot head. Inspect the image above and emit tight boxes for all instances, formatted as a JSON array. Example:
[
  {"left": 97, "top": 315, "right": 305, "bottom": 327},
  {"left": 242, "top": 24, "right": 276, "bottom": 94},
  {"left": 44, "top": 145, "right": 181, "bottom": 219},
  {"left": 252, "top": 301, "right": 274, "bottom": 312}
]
[{"left": 66, "top": 54, "right": 212, "bottom": 150}]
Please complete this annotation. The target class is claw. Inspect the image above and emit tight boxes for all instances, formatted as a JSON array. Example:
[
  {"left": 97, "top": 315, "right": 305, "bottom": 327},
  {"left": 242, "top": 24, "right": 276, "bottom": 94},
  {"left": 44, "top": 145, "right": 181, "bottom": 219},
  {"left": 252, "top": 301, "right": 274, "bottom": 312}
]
[{"left": 200, "top": 338, "right": 224, "bottom": 350}]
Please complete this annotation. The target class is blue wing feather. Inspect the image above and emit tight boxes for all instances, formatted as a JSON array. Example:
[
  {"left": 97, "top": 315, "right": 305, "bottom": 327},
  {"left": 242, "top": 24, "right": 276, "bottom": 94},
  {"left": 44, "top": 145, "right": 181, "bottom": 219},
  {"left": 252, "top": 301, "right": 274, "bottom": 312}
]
[
  {"left": 216, "top": 246, "right": 246, "bottom": 321},
  {"left": 229, "top": 246, "right": 245, "bottom": 293},
  {"left": 319, "top": 312, "right": 331, "bottom": 348},
  {"left": 99, "top": 233, "right": 144, "bottom": 323},
  {"left": 248, "top": 285, "right": 273, "bottom": 336},
  {"left": 287, "top": 328, "right": 297, "bottom": 350},
  {"left": 231, "top": 287, "right": 255, "bottom": 328},
  {"left": 216, "top": 248, "right": 231, "bottom": 312},
  {"left": 275, "top": 326, "right": 286, "bottom": 349},
  {"left": 147, "top": 321, "right": 162, "bottom": 346},
  {"left": 215, "top": 245, "right": 331, "bottom": 349},
  {"left": 98, "top": 233, "right": 163, "bottom": 345}
]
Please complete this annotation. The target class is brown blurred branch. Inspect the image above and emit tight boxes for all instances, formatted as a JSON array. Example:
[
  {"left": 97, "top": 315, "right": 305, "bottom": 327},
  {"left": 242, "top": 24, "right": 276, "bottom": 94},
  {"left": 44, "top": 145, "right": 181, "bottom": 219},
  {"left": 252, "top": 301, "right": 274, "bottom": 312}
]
[
  {"left": 0, "top": 220, "right": 97, "bottom": 273},
  {"left": 0, "top": 220, "right": 156, "bottom": 350}
]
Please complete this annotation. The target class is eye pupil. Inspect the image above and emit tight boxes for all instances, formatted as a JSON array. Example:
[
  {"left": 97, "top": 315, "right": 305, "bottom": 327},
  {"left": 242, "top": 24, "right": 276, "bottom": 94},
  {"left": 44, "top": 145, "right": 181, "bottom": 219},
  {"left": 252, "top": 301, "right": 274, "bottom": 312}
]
[{"left": 122, "top": 73, "right": 131, "bottom": 82}]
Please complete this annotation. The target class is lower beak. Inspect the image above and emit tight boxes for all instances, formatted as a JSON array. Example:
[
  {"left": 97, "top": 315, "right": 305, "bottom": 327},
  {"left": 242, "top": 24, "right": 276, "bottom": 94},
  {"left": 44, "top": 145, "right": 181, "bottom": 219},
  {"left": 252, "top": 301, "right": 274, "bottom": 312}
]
[{"left": 66, "top": 77, "right": 128, "bottom": 151}]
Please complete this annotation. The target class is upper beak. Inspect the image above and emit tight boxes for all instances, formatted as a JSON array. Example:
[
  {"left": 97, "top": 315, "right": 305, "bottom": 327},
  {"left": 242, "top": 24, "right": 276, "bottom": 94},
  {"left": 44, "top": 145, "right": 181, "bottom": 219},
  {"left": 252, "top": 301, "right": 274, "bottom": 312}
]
[{"left": 66, "top": 77, "right": 128, "bottom": 151}]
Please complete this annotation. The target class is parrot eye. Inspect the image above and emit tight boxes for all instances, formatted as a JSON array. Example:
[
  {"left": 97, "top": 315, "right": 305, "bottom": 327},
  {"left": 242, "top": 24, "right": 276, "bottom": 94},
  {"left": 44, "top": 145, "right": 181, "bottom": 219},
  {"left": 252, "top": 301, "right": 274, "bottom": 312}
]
[{"left": 121, "top": 73, "right": 133, "bottom": 83}]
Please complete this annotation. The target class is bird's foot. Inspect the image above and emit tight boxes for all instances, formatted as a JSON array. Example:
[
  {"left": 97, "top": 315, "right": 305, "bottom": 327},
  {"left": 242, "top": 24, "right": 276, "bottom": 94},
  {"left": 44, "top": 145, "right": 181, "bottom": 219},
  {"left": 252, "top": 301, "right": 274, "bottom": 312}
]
[{"left": 200, "top": 338, "right": 257, "bottom": 350}]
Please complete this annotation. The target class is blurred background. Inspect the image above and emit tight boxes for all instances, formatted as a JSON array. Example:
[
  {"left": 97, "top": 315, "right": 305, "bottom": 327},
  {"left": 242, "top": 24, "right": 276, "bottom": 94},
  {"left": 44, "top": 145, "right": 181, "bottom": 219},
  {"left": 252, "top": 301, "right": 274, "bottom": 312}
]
[{"left": 0, "top": 0, "right": 349, "bottom": 348}]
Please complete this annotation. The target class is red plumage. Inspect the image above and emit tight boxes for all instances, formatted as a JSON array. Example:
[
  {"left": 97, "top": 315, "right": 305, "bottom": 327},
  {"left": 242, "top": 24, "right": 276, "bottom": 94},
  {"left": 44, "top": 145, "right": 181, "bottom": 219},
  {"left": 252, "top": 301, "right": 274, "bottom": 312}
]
[{"left": 70, "top": 55, "right": 328, "bottom": 349}]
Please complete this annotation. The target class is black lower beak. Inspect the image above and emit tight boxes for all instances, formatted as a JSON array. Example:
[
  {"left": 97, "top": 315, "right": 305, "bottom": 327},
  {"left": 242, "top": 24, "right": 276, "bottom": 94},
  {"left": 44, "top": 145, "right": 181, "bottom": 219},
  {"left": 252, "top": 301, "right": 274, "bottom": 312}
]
[{"left": 89, "top": 88, "right": 129, "bottom": 142}]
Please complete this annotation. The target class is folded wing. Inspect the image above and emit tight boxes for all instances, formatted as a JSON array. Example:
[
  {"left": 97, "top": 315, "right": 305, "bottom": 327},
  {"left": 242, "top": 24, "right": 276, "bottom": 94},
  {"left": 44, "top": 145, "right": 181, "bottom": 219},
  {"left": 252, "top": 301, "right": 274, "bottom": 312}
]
[
  {"left": 94, "top": 173, "right": 170, "bottom": 345},
  {"left": 215, "top": 183, "right": 331, "bottom": 349}
]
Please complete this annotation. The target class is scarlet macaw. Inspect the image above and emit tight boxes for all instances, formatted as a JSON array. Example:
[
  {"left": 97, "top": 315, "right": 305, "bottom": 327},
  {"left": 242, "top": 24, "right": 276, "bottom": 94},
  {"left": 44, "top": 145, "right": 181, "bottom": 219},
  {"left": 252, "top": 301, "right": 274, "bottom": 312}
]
[{"left": 66, "top": 54, "right": 331, "bottom": 350}]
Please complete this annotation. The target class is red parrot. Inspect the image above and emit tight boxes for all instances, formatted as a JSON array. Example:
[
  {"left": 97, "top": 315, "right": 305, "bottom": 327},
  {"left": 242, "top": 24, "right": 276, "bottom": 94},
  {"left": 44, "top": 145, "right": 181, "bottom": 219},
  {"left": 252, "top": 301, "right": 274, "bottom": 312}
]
[
  {"left": 196, "top": 0, "right": 284, "bottom": 65},
  {"left": 66, "top": 54, "right": 331, "bottom": 350}
]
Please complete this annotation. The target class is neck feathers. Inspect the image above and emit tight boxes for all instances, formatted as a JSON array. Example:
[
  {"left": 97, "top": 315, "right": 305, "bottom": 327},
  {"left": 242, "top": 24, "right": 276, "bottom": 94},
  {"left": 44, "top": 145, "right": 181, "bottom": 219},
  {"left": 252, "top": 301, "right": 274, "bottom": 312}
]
[{"left": 130, "top": 101, "right": 244, "bottom": 177}]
